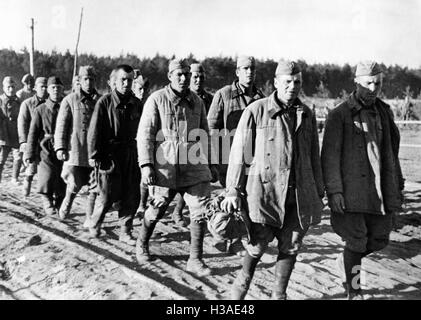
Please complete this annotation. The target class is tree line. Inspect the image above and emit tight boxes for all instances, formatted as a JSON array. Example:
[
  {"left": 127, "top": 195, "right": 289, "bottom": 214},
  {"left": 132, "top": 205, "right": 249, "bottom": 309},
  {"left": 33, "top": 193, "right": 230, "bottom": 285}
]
[{"left": 1, "top": 48, "right": 421, "bottom": 99}]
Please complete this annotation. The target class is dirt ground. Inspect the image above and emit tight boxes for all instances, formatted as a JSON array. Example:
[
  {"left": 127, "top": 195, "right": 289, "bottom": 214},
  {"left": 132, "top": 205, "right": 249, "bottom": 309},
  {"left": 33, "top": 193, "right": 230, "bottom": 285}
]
[{"left": 1, "top": 133, "right": 420, "bottom": 300}]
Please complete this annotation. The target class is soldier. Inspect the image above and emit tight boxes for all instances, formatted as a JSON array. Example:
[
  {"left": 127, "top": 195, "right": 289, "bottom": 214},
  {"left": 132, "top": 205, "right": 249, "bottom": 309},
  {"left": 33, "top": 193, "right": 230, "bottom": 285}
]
[
  {"left": 18, "top": 77, "right": 49, "bottom": 196},
  {"left": 54, "top": 66, "right": 101, "bottom": 224},
  {"left": 86, "top": 64, "right": 142, "bottom": 245},
  {"left": 171, "top": 62, "right": 215, "bottom": 227},
  {"left": 16, "top": 74, "right": 35, "bottom": 102},
  {"left": 207, "top": 55, "right": 264, "bottom": 188},
  {"left": 132, "top": 70, "right": 151, "bottom": 214},
  {"left": 24, "top": 76, "right": 66, "bottom": 215},
  {"left": 107, "top": 69, "right": 117, "bottom": 92},
  {"left": 221, "top": 60, "right": 324, "bottom": 300},
  {"left": 135, "top": 59, "right": 215, "bottom": 277},
  {"left": 0, "top": 76, "right": 22, "bottom": 184},
  {"left": 321, "top": 61, "right": 404, "bottom": 299},
  {"left": 207, "top": 55, "right": 264, "bottom": 253}
]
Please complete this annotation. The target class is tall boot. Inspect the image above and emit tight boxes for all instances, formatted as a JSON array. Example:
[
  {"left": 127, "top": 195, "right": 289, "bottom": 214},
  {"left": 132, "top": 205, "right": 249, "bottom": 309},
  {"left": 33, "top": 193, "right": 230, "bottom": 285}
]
[
  {"left": 22, "top": 176, "right": 33, "bottom": 197},
  {"left": 172, "top": 194, "right": 187, "bottom": 227},
  {"left": 271, "top": 253, "right": 297, "bottom": 300},
  {"left": 343, "top": 248, "right": 364, "bottom": 300},
  {"left": 186, "top": 221, "right": 211, "bottom": 276},
  {"left": 40, "top": 194, "right": 56, "bottom": 216},
  {"left": 11, "top": 160, "right": 22, "bottom": 184},
  {"left": 135, "top": 217, "right": 158, "bottom": 263},
  {"left": 231, "top": 252, "right": 260, "bottom": 300},
  {"left": 0, "top": 163, "right": 5, "bottom": 183},
  {"left": 59, "top": 190, "right": 77, "bottom": 220},
  {"left": 138, "top": 184, "right": 149, "bottom": 213},
  {"left": 83, "top": 192, "right": 97, "bottom": 229}
]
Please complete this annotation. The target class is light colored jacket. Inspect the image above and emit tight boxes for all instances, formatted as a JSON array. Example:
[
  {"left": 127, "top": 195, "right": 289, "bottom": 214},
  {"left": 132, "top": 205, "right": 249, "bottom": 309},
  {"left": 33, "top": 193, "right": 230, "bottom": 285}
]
[
  {"left": 54, "top": 89, "right": 101, "bottom": 167},
  {"left": 18, "top": 94, "right": 46, "bottom": 144},
  {"left": 137, "top": 85, "right": 212, "bottom": 189},
  {"left": 225, "top": 92, "right": 324, "bottom": 229}
]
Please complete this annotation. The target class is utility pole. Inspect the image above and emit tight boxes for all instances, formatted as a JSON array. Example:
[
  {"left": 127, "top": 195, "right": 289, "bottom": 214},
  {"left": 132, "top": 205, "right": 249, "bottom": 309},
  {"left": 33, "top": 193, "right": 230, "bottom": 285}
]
[
  {"left": 29, "top": 18, "right": 35, "bottom": 76},
  {"left": 73, "top": 7, "right": 84, "bottom": 79}
]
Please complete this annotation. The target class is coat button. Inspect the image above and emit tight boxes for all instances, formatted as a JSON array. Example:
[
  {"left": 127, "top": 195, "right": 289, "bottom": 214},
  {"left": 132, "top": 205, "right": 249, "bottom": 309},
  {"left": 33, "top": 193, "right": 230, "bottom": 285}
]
[
  {"left": 267, "top": 153, "right": 271, "bottom": 156},
  {"left": 265, "top": 166, "right": 270, "bottom": 170}
]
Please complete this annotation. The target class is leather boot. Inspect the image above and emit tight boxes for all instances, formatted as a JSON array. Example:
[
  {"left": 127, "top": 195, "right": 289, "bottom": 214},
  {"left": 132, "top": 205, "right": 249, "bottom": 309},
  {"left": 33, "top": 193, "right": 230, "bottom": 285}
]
[
  {"left": 83, "top": 192, "right": 97, "bottom": 228},
  {"left": 231, "top": 270, "right": 252, "bottom": 300},
  {"left": 186, "top": 221, "right": 211, "bottom": 276},
  {"left": 41, "top": 194, "right": 56, "bottom": 216},
  {"left": 271, "top": 254, "right": 297, "bottom": 300},
  {"left": 0, "top": 163, "right": 4, "bottom": 183},
  {"left": 59, "top": 190, "right": 77, "bottom": 220},
  {"left": 11, "top": 160, "right": 22, "bottom": 184},
  {"left": 136, "top": 218, "right": 157, "bottom": 263},
  {"left": 22, "top": 176, "right": 33, "bottom": 197}
]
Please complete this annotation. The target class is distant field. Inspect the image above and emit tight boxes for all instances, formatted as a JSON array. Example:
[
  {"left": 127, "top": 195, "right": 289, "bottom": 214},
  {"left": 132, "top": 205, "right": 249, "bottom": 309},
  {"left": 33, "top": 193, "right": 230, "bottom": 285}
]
[{"left": 398, "top": 129, "right": 421, "bottom": 184}]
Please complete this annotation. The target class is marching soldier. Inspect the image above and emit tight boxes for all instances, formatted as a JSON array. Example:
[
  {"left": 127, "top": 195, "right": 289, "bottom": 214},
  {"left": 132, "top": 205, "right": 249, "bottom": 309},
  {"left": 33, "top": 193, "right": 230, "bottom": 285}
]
[
  {"left": 24, "top": 76, "right": 66, "bottom": 215},
  {"left": 321, "top": 61, "right": 404, "bottom": 299},
  {"left": 222, "top": 60, "right": 324, "bottom": 300},
  {"left": 16, "top": 74, "right": 35, "bottom": 102},
  {"left": 171, "top": 62, "right": 215, "bottom": 227},
  {"left": 135, "top": 59, "right": 215, "bottom": 276},
  {"left": 18, "top": 77, "right": 49, "bottom": 195},
  {"left": 87, "top": 64, "right": 142, "bottom": 245},
  {"left": 0, "top": 76, "right": 22, "bottom": 184},
  {"left": 54, "top": 66, "right": 101, "bottom": 224}
]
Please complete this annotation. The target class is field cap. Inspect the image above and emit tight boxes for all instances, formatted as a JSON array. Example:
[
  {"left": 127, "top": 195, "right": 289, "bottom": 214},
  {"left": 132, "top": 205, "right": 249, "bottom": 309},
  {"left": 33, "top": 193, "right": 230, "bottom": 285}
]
[
  {"left": 190, "top": 63, "right": 205, "bottom": 73},
  {"left": 134, "top": 74, "right": 149, "bottom": 86},
  {"left": 35, "top": 77, "right": 48, "bottom": 85},
  {"left": 22, "top": 73, "right": 35, "bottom": 84},
  {"left": 79, "top": 65, "right": 96, "bottom": 77},
  {"left": 47, "top": 76, "right": 63, "bottom": 86},
  {"left": 355, "top": 61, "right": 382, "bottom": 77},
  {"left": 275, "top": 59, "right": 301, "bottom": 76},
  {"left": 168, "top": 59, "right": 190, "bottom": 73},
  {"left": 2, "top": 76, "right": 16, "bottom": 86},
  {"left": 237, "top": 55, "right": 255, "bottom": 68}
]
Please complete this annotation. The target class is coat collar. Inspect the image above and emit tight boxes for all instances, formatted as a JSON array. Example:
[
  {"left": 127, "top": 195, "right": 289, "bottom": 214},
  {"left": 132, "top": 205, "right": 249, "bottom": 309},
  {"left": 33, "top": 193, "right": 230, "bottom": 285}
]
[
  {"left": 231, "top": 81, "right": 263, "bottom": 100},
  {"left": 76, "top": 88, "right": 99, "bottom": 103},
  {"left": 348, "top": 91, "right": 380, "bottom": 116},
  {"left": 267, "top": 91, "right": 307, "bottom": 119},
  {"left": 111, "top": 89, "right": 137, "bottom": 109},
  {"left": 45, "top": 98, "right": 61, "bottom": 110},
  {"left": 1, "top": 93, "right": 19, "bottom": 104},
  {"left": 165, "top": 85, "right": 194, "bottom": 108}
]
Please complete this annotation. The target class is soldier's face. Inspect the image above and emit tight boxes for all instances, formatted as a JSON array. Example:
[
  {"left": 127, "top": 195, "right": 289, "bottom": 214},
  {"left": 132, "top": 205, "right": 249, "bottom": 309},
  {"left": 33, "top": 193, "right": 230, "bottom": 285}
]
[
  {"left": 236, "top": 64, "right": 256, "bottom": 87},
  {"left": 190, "top": 71, "right": 205, "bottom": 92},
  {"left": 3, "top": 84, "right": 15, "bottom": 97},
  {"left": 25, "top": 81, "right": 35, "bottom": 91},
  {"left": 80, "top": 75, "right": 95, "bottom": 94},
  {"left": 35, "top": 83, "right": 48, "bottom": 99},
  {"left": 47, "top": 84, "right": 63, "bottom": 101},
  {"left": 355, "top": 74, "right": 383, "bottom": 105},
  {"left": 168, "top": 68, "right": 190, "bottom": 93},
  {"left": 274, "top": 73, "right": 302, "bottom": 105},
  {"left": 115, "top": 69, "right": 133, "bottom": 95},
  {"left": 133, "top": 82, "right": 148, "bottom": 100}
]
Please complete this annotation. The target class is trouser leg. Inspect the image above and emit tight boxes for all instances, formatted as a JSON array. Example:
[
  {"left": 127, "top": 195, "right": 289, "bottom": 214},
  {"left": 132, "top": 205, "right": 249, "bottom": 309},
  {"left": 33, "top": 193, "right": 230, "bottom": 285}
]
[
  {"left": 0, "top": 146, "right": 11, "bottom": 182},
  {"left": 172, "top": 193, "right": 187, "bottom": 227},
  {"left": 343, "top": 248, "right": 363, "bottom": 295}
]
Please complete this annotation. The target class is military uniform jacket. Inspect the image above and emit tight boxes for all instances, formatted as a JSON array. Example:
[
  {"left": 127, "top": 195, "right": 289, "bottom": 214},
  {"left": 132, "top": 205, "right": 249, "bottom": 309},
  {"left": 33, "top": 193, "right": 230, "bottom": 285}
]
[
  {"left": 0, "top": 94, "right": 21, "bottom": 148},
  {"left": 18, "top": 94, "right": 46, "bottom": 144}
]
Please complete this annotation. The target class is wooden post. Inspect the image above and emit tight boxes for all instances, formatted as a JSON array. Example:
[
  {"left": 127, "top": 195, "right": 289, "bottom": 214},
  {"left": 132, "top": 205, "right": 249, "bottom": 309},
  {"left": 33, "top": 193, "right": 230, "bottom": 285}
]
[
  {"left": 73, "top": 8, "right": 84, "bottom": 79},
  {"left": 29, "top": 18, "right": 35, "bottom": 76}
]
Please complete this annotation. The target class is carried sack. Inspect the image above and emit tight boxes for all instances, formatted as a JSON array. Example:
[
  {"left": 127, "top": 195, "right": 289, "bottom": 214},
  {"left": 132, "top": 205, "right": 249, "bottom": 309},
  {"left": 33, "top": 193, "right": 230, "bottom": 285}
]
[{"left": 205, "top": 194, "right": 251, "bottom": 242}]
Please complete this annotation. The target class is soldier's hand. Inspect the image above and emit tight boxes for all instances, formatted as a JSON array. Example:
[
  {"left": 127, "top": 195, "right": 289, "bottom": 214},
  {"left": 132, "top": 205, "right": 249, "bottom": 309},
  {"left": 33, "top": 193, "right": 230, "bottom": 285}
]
[
  {"left": 56, "top": 150, "right": 69, "bottom": 161},
  {"left": 142, "top": 165, "right": 155, "bottom": 185},
  {"left": 88, "top": 159, "right": 99, "bottom": 167},
  {"left": 221, "top": 196, "right": 241, "bottom": 214},
  {"left": 210, "top": 165, "right": 219, "bottom": 183},
  {"left": 19, "top": 143, "right": 27, "bottom": 153},
  {"left": 328, "top": 193, "right": 346, "bottom": 214}
]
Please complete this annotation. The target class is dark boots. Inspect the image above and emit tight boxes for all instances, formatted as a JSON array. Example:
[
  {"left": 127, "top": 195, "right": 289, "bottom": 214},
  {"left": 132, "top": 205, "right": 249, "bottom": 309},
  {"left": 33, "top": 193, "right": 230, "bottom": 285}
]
[
  {"left": 172, "top": 194, "right": 187, "bottom": 227},
  {"left": 343, "top": 248, "right": 364, "bottom": 299},
  {"left": 59, "top": 190, "right": 77, "bottom": 220},
  {"left": 136, "top": 217, "right": 157, "bottom": 263},
  {"left": 0, "top": 163, "right": 4, "bottom": 183},
  {"left": 186, "top": 221, "right": 211, "bottom": 276},
  {"left": 231, "top": 252, "right": 260, "bottom": 300},
  {"left": 271, "top": 253, "right": 297, "bottom": 300}
]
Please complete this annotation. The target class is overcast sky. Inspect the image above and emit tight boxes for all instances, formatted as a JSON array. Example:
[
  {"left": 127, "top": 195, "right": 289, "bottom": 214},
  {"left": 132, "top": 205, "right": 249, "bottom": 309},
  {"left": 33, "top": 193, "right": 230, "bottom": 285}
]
[{"left": 1, "top": 0, "right": 420, "bottom": 68}]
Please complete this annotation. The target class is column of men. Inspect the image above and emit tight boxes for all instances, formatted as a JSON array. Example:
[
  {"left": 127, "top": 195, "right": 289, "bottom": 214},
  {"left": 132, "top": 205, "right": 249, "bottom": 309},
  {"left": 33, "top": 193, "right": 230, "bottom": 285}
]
[{"left": 0, "top": 58, "right": 404, "bottom": 299}]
